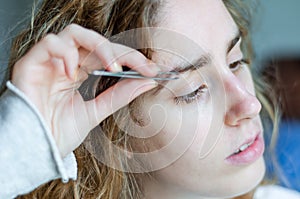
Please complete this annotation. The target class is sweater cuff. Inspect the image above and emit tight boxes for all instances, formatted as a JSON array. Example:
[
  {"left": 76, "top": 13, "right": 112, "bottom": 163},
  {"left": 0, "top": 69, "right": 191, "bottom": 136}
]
[{"left": 6, "top": 81, "right": 77, "bottom": 182}]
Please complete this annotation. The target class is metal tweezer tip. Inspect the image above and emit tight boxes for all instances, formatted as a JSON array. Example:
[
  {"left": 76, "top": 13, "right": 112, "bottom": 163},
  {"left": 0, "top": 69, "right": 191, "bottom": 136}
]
[{"left": 91, "top": 70, "right": 179, "bottom": 81}]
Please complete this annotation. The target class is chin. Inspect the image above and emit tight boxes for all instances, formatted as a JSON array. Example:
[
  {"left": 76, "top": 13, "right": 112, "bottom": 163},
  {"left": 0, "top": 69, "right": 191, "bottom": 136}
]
[
  {"left": 225, "top": 157, "right": 266, "bottom": 198},
  {"left": 202, "top": 157, "right": 266, "bottom": 199}
]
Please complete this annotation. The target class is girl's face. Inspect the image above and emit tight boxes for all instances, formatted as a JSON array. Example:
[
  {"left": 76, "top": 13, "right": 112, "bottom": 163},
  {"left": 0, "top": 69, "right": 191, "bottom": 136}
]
[{"left": 130, "top": 0, "right": 265, "bottom": 198}]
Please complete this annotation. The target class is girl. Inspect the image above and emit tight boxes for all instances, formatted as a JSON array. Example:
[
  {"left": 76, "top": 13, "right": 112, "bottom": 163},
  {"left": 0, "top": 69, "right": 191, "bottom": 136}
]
[{"left": 1, "top": 0, "right": 299, "bottom": 198}]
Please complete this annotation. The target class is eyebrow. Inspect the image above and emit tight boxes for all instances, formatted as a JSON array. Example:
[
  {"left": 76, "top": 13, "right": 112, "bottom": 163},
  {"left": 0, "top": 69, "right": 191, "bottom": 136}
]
[
  {"left": 150, "top": 32, "right": 242, "bottom": 95},
  {"left": 227, "top": 31, "right": 241, "bottom": 54},
  {"left": 172, "top": 31, "right": 241, "bottom": 74},
  {"left": 171, "top": 54, "right": 212, "bottom": 74}
]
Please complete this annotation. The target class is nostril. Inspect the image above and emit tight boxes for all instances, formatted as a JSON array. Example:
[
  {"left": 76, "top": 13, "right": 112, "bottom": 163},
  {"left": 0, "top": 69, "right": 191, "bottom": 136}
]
[
  {"left": 222, "top": 72, "right": 262, "bottom": 126},
  {"left": 225, "top": 112, "right": 240, "bottom": 126}
]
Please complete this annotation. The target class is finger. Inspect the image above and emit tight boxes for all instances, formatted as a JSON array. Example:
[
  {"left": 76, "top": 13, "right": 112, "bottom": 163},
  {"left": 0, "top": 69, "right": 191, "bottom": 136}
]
[
  {"left": 75, "top": 47, "right": 159, "bottom": 77},
  {"left": 76, "top": 48, "right": 104, "bottom": 74},
  {"left": 21, "top": 33, "right": 79, "bottom": 79},
  {"left": 64, "top": 43, "right": 159, "bottom": 78},
  {"left": 58, "top": 24, "right": 160, "bottom": 75},
  {"left": 57, "top": 24, "right": 121, "bottom": 72},
  {"left": 85, "top": 79, "right": 158, "bottom": 128},
  {"left": 112, "top": 43, "right": 160, "bottom": 76}
]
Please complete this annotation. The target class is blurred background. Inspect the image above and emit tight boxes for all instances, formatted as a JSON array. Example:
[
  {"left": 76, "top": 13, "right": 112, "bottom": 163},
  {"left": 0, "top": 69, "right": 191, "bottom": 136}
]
[
  {"left": 0, "top": 0, "right": 33, "bottom": 82},
  {"left": 0, "top": 0, "right": 299, "bottom": 192},
  {"left": 251, "top": 0, "right": 300, "bottom": 191}
]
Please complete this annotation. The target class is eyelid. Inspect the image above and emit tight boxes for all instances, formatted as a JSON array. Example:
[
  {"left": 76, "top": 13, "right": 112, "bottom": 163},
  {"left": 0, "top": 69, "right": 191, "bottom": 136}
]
[
  {"left": 229, "top": 37, "right": 242, "bottom": 55},
  {"left": 174, "top": 84, "right": 208, "bottom": 104},
  {"left": 229, "top": 59, "right": 247, "bottom": 72},
  {"left": 173, "top": 73, "right": 205, "bottom": 97},
  {"left": 228, "top": 37, "right": 242, "bottom": 54},
  {"left": 175, "top": 82, "right": 201, "bottom": 97},
  {"left": 227, "top": 38, "right": 243, "bottom": 64}
]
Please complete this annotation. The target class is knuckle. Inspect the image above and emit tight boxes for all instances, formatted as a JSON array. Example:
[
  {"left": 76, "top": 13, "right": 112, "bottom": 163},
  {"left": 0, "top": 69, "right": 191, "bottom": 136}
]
[
  {"left": 42, "top": 34, "right": 58, "bottom": 47},
  {"left": 132, "top": 50, "right": 145, "bottom": 59},
  {"left": 65, "top": 23, "right": 81, "bottom": 33}
]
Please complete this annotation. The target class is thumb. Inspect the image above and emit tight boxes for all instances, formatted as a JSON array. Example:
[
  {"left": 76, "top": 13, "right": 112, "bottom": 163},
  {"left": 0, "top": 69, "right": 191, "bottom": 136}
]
[{"left": 84, "top": 79, "right": 158, "bottom": 133}]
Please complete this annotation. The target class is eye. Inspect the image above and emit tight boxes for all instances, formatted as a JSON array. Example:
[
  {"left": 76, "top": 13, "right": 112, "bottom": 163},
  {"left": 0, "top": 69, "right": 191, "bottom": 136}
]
[
  {"left": 174, "top": 84, "right": 208, "bottom": 104},
  {"left": 229, "top": 59, "right": 248, "bottom": 73}
]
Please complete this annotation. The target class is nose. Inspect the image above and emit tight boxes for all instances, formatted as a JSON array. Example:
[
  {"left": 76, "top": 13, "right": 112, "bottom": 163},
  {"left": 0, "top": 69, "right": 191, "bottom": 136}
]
[{"left": 224, "top": 74, "right": 262, "bottom": 126}]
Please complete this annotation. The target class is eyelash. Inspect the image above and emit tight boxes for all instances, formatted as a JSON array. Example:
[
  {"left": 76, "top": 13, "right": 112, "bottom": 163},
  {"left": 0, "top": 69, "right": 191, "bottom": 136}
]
[
  {"left": 229, "top": 59, "right": 248, "bottom": 73},
  {"left": 174, "top": 84, "right": 208, "bottom": 104}
]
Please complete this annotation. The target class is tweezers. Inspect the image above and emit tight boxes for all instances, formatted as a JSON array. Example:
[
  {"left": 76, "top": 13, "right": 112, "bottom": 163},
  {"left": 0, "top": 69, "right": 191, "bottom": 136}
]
[{"left": 90, "top": 70, "right": 179, "bottom": 81}]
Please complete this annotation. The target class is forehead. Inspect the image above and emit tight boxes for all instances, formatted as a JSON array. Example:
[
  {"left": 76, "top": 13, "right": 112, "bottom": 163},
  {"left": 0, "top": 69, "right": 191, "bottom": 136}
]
[{"left": 152, "top": 0, "right": 238, "bottom": 67}]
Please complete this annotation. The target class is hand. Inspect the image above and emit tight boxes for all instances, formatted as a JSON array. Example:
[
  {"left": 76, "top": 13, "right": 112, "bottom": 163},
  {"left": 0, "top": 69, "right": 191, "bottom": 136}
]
[{"left": 11, "top": 24, "right": 158, "bottom": 157}]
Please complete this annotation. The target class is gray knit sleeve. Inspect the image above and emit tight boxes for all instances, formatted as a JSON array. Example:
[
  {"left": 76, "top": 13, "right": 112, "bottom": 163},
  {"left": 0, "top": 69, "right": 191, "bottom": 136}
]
[{"left": 0, "top": 81, "right": 77, "bottom": 199}]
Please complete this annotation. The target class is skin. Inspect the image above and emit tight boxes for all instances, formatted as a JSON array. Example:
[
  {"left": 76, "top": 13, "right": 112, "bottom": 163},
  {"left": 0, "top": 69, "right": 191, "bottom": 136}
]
[
  {"left": 11, "top": 25, "right": 160, "bottom": 157},
  {"left": 9, "top": 0, "right": 264, "bottom": 198},
  {"left": 128, "top": 0, "right": 265, "bottom": 198}
]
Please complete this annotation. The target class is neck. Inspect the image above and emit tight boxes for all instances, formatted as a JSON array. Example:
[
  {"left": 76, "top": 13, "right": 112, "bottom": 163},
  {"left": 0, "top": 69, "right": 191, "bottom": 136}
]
[{"left": 142, "top": 178, "right": 225, "bottom": 199}]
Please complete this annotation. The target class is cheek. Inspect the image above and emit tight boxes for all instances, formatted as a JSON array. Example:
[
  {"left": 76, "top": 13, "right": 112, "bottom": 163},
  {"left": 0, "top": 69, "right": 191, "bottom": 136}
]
[{"left": 135, "top": 99, "right": 214, "bottom": 163}]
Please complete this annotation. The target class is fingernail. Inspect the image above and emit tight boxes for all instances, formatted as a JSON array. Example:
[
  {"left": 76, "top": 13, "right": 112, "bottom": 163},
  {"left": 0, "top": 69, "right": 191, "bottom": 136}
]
[
  {"left": 149, "top": 80, "right": 159, "bottom": 88},
  {"left": 111, "top": 62, "right": 123, "bottom": 72}
]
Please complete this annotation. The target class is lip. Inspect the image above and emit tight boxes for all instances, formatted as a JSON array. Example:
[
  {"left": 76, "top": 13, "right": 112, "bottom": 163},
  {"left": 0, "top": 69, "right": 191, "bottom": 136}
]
[{"left": 225, "top": 132, "right": 265, "bottom": 166}]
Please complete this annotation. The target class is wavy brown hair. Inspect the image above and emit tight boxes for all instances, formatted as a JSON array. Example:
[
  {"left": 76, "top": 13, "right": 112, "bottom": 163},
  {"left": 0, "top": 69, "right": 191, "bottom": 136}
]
[{"left": 1, "top": 0, "right": 278, "bottom": 198}]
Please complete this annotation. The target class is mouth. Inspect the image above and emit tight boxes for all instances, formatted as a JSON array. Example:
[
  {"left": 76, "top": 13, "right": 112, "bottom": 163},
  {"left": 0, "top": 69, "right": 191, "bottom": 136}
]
[{"left": 225, "top": 132, "right": 265, "bottom": 166}]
